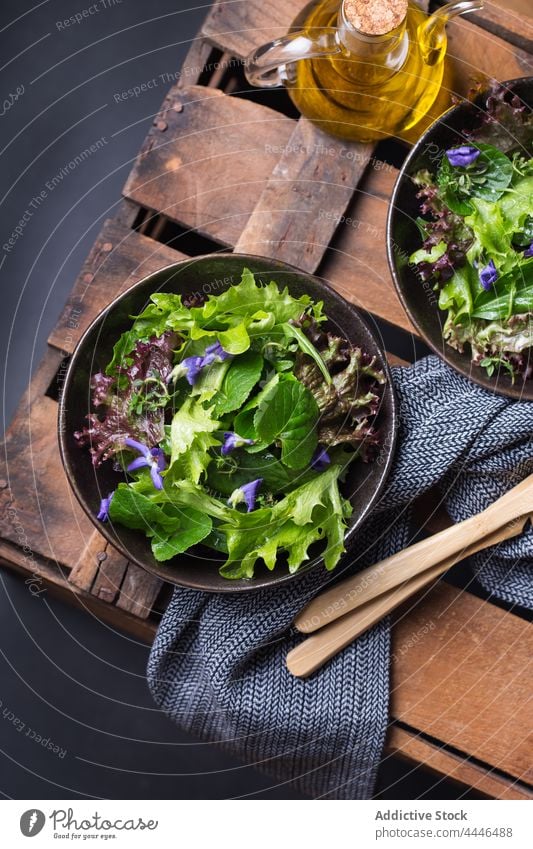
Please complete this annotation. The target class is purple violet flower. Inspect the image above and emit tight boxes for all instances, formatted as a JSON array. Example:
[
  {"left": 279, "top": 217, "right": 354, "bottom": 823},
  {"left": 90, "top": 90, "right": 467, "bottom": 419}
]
[
  {"left": 479, "top": 259, "right": 498, "bottom": 291},
  {"left": 311, "top": 447, "right": 331, "bottom": 472},
  {"left": 445, "top": 145, "right": 481, "bottom": 168},
  {"left": 202, "top": 341, "right": 232, "bottom": 366},
  {"left": 124, "top": 437, "right": 166, "bottom": 490},
  {"left": 228, "top": 478, "right": 263, "bottom": 512},
  {"left": 97, "top": 491, "right": 114, "bottom": 522},
  {"left": 169, "top": 340, "right": 232, "bottom": 386},
  {"left": 180, "top": 356, "right": 204, "bottom": 386},
  {"left": 221, "top": 431, "right": 255, "bottom": 456},
  {"left": 524, "top": 242, "right": 533, "bottom": 259}
]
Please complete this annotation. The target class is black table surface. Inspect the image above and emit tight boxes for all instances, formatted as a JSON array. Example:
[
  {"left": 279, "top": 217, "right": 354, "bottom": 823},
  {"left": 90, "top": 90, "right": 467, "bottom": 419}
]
[{"left": 0, "top": 0, "right": 484, "bottom": 801}]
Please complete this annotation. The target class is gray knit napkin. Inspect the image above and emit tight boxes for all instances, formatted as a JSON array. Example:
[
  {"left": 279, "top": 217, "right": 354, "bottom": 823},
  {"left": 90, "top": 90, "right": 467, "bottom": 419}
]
[{"left": 147, "top": 356, "right": 533, "bottom": 799}]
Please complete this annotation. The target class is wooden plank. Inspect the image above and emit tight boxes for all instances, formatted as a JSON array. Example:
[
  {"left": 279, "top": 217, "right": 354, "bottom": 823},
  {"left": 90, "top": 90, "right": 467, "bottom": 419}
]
[
  {"left": 387, "top": 725, "right": 533, "bottom": 800},
  {"left": 68, "top": 530, "right": 110, "bottom": 593},
  {"left": 179, "top": 32, "right": 221, "bottom": 87},
  {"left": 0, "top": 539, "right": 157, "bottom": 643},
  {"left": 91, "top": 547, "right": 129, "bottom": 604},
  {"left": 202, "top": 0, "right": 303, "bottom": 59},
  {"left": 446, "top": 16, "right": 533, "bottom": 97},
  {"left": 116, "top": 563, "right": 163, "bottom": 619},
  {"left": 0, "top": 350, "right": 96, "bottom": 568},
  {"left": 319, "top": 161, "right": 415, "bottom": 333},
  {"left": 49, "top": 219, "right": 186, "bottom": 355},
  {"left": 391, "top": 582, "right": 533, "bottom": 784},
  {"left": 445, "top": 0, "right": 533, "bottom": 54},
  {"left": 123, "top": 85, "right": 295, "bottom": 248},
  {"left": 235, "top": 118, "right": 372, "bottom": 273}
]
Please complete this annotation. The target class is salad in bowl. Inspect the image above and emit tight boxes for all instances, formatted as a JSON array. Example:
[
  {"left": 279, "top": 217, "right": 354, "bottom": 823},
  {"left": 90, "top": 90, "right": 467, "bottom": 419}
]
[
  {"left": 388, "top": 78, "right": 533, "bottom": 396},
  {"left": 60, "top": 256, "right": 395, "bottom": 591}
]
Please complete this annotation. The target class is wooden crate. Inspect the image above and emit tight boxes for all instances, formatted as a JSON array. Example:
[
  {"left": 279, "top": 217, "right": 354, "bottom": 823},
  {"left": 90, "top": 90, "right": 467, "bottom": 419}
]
[{"left": 1, "top": 0, "right": 533, "bottom": 799}]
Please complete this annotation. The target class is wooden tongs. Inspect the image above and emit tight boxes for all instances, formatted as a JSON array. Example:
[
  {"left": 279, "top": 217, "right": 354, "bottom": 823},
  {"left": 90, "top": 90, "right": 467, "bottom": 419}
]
[{"left": 287, "top": 474, "right": 533, "bottom": 678}]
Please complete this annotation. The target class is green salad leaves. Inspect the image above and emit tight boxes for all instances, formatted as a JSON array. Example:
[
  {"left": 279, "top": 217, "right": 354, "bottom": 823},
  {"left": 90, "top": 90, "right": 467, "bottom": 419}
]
[
  {"left": 409, "top": 87, "right": 533, "bottom": 381},
  {"left": 76, "top": 270, "right": 385, "bottom": 579}
]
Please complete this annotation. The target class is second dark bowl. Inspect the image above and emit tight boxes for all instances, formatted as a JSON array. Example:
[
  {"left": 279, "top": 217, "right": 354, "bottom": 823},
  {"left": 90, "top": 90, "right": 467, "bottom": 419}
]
[
  {"left": 387, "top": 77, "right": 533, "bottom": 400},
  {"left": 59, "top": 253, "right": 397, "bottom": 593}
]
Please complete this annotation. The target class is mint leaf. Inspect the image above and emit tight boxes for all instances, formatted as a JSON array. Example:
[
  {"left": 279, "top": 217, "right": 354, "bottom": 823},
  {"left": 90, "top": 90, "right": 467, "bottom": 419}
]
[
  {"left": 151, "top": 508, "right": 212, "bottom": 561},
  {"left": 212, "top": 350, "right": 263, "bottom": 416},
  {"left": 254, "top": 379, "right": 318, "bottom": 469}
]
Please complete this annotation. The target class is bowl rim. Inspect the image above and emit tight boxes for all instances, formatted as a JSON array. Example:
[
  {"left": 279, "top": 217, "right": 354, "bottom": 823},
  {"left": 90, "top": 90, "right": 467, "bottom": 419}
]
[
  {"left": 386, "top": 76, "right": 533, "bottom": 401},
  {"left": 58, "top": 251, "right": 398, "bottom": 593}
]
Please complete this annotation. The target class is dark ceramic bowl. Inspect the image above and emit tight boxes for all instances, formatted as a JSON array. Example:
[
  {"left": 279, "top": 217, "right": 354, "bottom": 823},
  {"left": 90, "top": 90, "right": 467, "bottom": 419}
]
[
  {"left": 59, "top": 254, "right": 397, "bottom": 592},
  {"left": 387, "top": 77, "right": 533, "bottom": 400}
]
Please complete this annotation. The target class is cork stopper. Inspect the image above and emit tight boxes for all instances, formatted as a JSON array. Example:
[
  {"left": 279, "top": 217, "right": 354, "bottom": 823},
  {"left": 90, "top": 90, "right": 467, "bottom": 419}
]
[{"left": 343, "top": 0, "right": 408, "bottom": 36}]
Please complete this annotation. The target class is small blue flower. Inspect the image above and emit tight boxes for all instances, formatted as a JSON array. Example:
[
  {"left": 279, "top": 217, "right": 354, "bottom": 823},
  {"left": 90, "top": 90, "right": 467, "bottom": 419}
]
[
  {"left": 169, "top": 355, "right": 204, "bottom": 386},
  {"left": 228, "top": 478, "right": 263, "bottom": 512},
  {"left": 202, "top": 341, "right": 232, "bottom": 366},
  {"left": 446, "top": 145, "right": 481, "bottom": 167},
  {"left": 97, "top": 491, "right": 114, "bottom": 522},
  {"left": 479, "top": 259, "right": 498, "bottom": 291},
  {"left": 124, "top": 437, "right": 166, "bottom": 490},
  {"left": 311, "top": 447, "right": 330, "bottom": 471},
  {"left": 169, "top": 340, "right": 232, "bottom": 386},
  {"left": 221, "top": 431, "right": 255, "bottom": 456},
  {"left": 524, "top": 241, "right": 533, "bottom": 259}
]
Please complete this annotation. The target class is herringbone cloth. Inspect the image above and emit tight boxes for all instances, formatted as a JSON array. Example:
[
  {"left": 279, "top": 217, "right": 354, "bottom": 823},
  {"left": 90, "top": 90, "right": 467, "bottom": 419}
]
[{"left": 147, "top": 356, "right": 533, "bottom": 798}]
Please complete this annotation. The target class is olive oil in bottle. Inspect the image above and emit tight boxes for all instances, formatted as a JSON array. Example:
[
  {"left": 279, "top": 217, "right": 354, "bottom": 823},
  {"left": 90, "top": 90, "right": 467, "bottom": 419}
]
[{"left": 246, "top": 0, "right": 483, "bottom": 143}]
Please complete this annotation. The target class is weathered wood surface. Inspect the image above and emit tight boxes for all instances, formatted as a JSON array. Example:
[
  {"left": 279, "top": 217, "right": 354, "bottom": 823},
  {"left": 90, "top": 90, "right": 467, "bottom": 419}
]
[
  {"left": 391, "top": 582, "right": 533, "bottom": 785},
  {"left": 446, "top": 16, "right": 533, "bottom": 94},
  {"left": 388, "top": 725, "right": 533, "bottom": 800},
  {"left": 319, "top": 163, "right": 414, "bottom": 332},
  {"left": 1, "top": 0, "right": 532, "bottom": 800},
  {"left": 49, "top": 218, "right": 186, "bottom": 355},
  {"left": 447, "top": 0, "right": 533, "bottom": 53},
  {"left": 235, "top": 118, "right": 372, "bottom": 273},
  {"left": 123, "top": 85, "right": 295, "bottom": 248}
]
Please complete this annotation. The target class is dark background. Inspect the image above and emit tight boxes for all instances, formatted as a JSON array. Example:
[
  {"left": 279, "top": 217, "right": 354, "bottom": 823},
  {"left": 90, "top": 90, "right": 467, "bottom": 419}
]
[{"left": 0, "top": 0, "right": 476, "bottom": 799}]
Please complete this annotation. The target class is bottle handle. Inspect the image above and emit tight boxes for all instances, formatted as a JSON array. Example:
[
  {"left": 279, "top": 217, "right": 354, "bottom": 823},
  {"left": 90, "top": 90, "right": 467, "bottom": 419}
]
[
  {"left": 244, "top": 28, "right": 340, "bottom": 88},
  {"left": 418, "top": 0, "right": 484, "bottom": 66}
]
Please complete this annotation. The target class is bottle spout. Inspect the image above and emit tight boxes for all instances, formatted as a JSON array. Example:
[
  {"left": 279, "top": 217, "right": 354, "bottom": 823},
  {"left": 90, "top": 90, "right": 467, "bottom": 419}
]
[{"left": 419, "top": 0, "right": 484, "bottom": 66}]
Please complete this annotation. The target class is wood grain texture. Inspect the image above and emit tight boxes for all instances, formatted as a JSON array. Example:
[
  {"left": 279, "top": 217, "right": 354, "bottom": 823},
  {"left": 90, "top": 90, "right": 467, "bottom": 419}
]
[
  {"left": 116, "top": 563, "right": 163, "bottom": 619},
  {"left": 391, "top": 582, "right": 533, "bottom": 784},
  {"left": 442, "top": 0, "right": 533, "bottom": 54},
  {"left": 387, "top": 725, "right": 533, "bottom": 800},
  {"left": 235, "top": 117, "right": 372, "bottom": 272},
  {"left": 91, "top": 546, "right": 129, "bottom": 604},
  {"left": 319, "top": 162, "right": 414, "bottom": 332},
  {"left": 48, "top": 219, "right": 185, "bottom": 355},
  {"left": 123, "top": 85, "right": 295, "bottom": 248},
  {"left": 446, "top": 16, "right": 533, "bottom": 96},
  {"left": 69, "top": 530, "right": 112, "bottom": 593},
  {"left": 202, "top": 0, "right": 304, "bottom": 58},
  {"left": 0, "top": 539, "right": 157, "bottom": 643},
  {"left": 0, "top": 350, "right": 96, "bottom": 568},
  {"left": 294, "top": 481, "right": 533, "bottom": 633}
]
